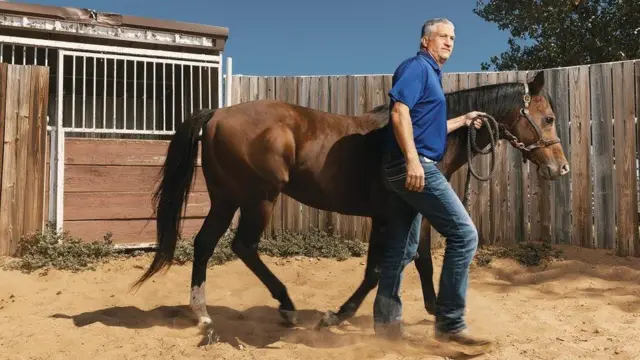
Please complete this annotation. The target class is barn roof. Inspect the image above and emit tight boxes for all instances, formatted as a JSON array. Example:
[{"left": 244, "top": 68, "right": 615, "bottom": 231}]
[{"left": 0, "top": 2, "right": 229, "bottom": 55}]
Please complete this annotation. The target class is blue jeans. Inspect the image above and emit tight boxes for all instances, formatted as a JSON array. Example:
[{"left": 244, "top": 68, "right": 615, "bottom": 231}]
[{"left": 373, "top": 156, "right": 479, "bottom": 334}]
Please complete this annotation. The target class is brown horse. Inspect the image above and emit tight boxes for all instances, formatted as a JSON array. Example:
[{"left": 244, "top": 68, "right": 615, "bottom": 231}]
[{"left": 132, "top": 71, "right": 569, "bottom": 337}]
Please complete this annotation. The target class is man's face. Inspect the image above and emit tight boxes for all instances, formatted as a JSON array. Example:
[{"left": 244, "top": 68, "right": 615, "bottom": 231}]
[{"left": 422, "top": 23, "right": 455, "bottom": 63}]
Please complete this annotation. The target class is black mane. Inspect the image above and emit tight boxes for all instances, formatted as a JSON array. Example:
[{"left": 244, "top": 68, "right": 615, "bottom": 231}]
[{"left": 366, "top": 81, "right": 533, "bottom": 133}]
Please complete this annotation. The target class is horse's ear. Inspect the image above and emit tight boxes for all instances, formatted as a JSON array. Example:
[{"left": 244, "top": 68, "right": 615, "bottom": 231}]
[{"left": 528, "top": 71, "right": 545, "bottom": 95}]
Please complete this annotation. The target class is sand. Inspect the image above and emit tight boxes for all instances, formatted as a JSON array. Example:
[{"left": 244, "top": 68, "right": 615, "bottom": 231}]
[{"left": 1, "top": 244, "right": 640, "bottom": 360}]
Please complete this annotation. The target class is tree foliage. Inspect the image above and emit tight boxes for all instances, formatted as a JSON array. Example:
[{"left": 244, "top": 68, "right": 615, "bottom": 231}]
[{"left": 474, "top": 0, "right": 640, "bottom": 71}]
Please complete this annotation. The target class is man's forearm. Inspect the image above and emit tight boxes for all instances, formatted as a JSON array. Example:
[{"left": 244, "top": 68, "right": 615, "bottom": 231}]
[
  {"left": 446, "top": 115, "right": 467, "bottom": 134},
  {"left": 391, "top": 106, "right": 420, "bottom": 163}
]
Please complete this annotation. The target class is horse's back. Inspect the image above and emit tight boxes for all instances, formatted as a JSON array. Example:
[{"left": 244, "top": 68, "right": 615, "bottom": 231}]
[{"left": 203, "top": 99, "right": 387, "bottom": 215}]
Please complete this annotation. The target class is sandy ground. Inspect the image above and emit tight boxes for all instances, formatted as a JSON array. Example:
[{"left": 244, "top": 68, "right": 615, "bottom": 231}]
[{"left": 1, "top": 244, "right": 640, "bottom": 360}]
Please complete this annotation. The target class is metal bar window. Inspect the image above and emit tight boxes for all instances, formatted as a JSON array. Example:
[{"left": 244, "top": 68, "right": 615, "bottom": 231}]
[{"left": 9, "top": 48, "right": 220, "bottom": 135}]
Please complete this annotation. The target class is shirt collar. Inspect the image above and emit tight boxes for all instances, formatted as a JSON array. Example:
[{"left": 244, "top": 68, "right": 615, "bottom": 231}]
[
  {"left": 417, "top": 50, "right": 441, "bottom": 73},
  {"left": 417, "top": 50, "right": 443, "bottom": 85}
]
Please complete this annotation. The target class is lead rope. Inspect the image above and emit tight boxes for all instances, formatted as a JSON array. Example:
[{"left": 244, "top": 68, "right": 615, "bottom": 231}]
[{"left": 461, "top": 114, "right": 502, "bottom": 212}]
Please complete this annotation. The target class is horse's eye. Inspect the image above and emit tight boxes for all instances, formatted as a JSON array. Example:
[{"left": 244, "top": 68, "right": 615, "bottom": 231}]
[{"left": 546, "top": 117, "right": 554, "bottom": 124}]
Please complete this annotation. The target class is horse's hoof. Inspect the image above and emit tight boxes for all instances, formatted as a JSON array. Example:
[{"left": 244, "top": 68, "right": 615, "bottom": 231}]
[
  {"left": 425, "top": 302, "right": 436, "bottom": 316},
  {"left": 315, "top": 310, "right": 341, "bottom": 329},
  {"left": 278, "top": 307, "right": 298, "bottom": 326}
]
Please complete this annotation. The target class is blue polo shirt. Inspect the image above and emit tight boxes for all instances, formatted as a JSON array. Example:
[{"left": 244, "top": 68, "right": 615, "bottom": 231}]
[{"left": 384, "top": 51, "right": 447, "bottom": 162}]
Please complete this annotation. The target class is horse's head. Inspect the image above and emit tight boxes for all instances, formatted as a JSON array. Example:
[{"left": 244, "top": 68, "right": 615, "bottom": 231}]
[{"left": 503, "top": 71, "right": 569, "bottom": 181}]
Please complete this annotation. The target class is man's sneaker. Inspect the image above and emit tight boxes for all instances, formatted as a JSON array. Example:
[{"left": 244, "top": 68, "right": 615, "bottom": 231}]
[{"left": 435, "top": 328, "right": 493, "bottom": 348}]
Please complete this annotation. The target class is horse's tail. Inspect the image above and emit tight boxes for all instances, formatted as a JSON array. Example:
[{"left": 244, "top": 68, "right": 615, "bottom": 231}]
[{"left": 132, "top": 108, "right": 216, "bottom": 290}]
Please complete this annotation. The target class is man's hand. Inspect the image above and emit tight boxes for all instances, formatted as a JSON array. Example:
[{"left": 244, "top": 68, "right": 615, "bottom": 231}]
[
  {"left": 405, "top": 157, "right": 424, "bottom": 192},
  {"left": 464, "top": 111, "right": 486, "bottom": 129}
]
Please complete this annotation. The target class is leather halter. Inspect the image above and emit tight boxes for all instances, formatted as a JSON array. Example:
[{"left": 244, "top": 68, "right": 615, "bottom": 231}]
[{"left": 499, "top": 82, "right": 561, "bottom": 162}]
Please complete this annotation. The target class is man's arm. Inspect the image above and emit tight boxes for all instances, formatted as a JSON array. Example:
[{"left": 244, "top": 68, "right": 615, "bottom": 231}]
[
  {"left": 447, "top": 111, "right": 486, "bottom": 134},
  {"left": 390, "top": 101, "right": 420, "bottom": 165},
  {"left": 387, "top": 59, "right": 427, "bottom": 191},
  {"left": 446, "top": 114, "right": 468, "bottom": 134}
]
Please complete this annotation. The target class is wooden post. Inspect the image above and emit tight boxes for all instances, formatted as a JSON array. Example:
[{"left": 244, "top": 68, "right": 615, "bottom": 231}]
[{"left": 0, "top": 63, "right": 50, "bottom": 256}]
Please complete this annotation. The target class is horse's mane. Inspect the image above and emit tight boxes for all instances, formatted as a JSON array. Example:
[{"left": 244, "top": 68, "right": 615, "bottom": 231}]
[{"left": 365, "top": 81, "right": 535, "bottom": 134}]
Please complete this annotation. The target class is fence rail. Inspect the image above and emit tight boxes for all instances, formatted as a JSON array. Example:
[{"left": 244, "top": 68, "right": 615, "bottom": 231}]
[{"left": 230, "top": 59, "right": 640, "bottom": 257}]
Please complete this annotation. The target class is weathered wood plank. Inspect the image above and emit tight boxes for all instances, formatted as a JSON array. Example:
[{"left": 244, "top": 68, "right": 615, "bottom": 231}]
[
  {"left": 493, "top": 71, "right": 510, "bottom": 244},
  {"left": 24, "top": 66, "right": 49, "bottom": 236},
  {"left": 590, "top": 63, "right": 616, "bottom": 249},
  {"left": 569, "top": 65, "right": 593, "bottom": 248},
  {"left": 550, "top": 68, "right": 572, "bottom": 245},
  {"left": 38, "top": 67, "right": 50, "bottom": 229},
  {"left": 241, "top": 75, "right": 251, "bottom": 104},
  {"left": 0, "top": 65, "right": 21, "bottom": 254},
  {"left": 0, "top": 65, "right": 48, "bottom": 254},
  {"left": 504, "top": 71, "right": 523, "bottom": 244},
  {"left": 65, "top": 218, "right": 206, "bottom": 244},
  {"left": 230, "top": 75, "right": 242, "bottom": 105},
  {"left": 635, "top": 60, "right": 640, "bottom": 257},
  {"left": 538, "top": 69, "right": 555, "bottom": 243},
  {"left": 612, "top": 61, "right": 639, "bottom": 256},
  {"left": 0, "top": 63, "right": 7, "bottom": 238},
  {"left": 514, "top": 71, "right": 531, "bottom": 243},
  {"left": 64, "top": 191, "right": 210, "bottom": 220},
  {"left": 58, "top": 138, "right": 202, "bottom": 166},
  {"left": 13, "top": 65, "right": 32, "bottom": 254},
  {"left": 477, "top": 72, "right": 493, "bottom": 245},
  {"left": 44, "top": 134, "right": 51, "bottom": 226},
  {"left": 249, "top": 75, "right": 259, "bottom": 102},
  {"left": 64, "top": 165, "right": 206, "bottom": 193},
  {"left": 525, "top": 72, "right": 542, "bottom": 243}
]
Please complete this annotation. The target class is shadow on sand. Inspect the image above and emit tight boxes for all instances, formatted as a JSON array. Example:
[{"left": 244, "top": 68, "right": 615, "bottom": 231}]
[{"left": 51, "top": 304, "right": 487, "bottom": 359}]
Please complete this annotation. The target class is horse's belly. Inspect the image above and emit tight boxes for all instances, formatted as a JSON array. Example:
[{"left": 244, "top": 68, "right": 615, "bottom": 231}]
[{"left": 282, "top": 168, "right": 380, "bottom": 217}]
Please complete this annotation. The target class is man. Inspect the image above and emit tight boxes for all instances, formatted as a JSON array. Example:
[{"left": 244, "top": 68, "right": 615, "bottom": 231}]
[{"left": 373, "top": 18, "right": 492, "bottom": 349}]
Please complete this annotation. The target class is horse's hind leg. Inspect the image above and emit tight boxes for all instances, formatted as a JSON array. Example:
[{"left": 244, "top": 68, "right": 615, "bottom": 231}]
[
  {"left": 190, "top": 198, "right": 238, "bottom": 325},
  {"left": 318, "top": 216, "right": 435, "bottom": 329},
  {"left": 414, "top": 219, "right": 436, "bottom": 315},
  {"left": 317, "top": 217, "right": 386, "bottom": 328},
  {"left": 231, "top": 198, "right": 297, "bottom": 324}
]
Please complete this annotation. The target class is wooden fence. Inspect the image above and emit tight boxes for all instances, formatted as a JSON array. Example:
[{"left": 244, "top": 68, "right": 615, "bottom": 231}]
[
  {"left": 0, "top": 63, "right": 49, "bottom": 255},
  {"left": 44, "top": 138, "right": 208, "bottom": 247},
  {"left": 230, "top": 59, "right": 640, "bottom": 257},
  {"left": 6, "top": 60, "right": 638, "bottom": 258}
]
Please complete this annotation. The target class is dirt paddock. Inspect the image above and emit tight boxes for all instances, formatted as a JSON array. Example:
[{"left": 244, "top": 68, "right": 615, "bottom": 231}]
[{"left": 1, "top": 244, "right": 640, "bottom": 360}]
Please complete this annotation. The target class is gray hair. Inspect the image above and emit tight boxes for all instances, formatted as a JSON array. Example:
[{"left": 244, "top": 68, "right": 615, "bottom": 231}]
[{"left": 421, "top": 18, "right": 454, "bottom": 39}]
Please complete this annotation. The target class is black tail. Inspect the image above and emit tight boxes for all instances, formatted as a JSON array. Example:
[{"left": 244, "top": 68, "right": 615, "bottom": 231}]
[{"left": 132, "top": 108, "right": 216, "bottom": 289}]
